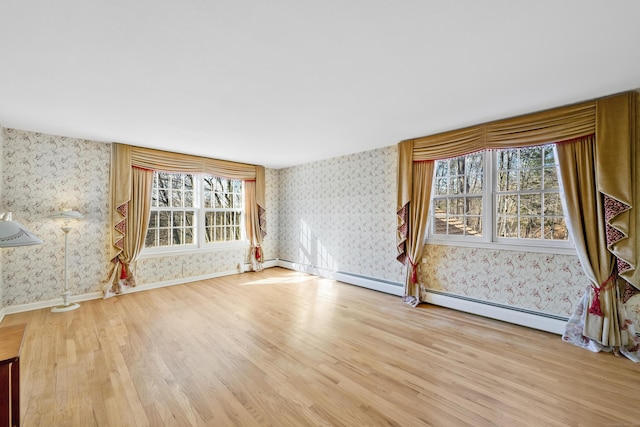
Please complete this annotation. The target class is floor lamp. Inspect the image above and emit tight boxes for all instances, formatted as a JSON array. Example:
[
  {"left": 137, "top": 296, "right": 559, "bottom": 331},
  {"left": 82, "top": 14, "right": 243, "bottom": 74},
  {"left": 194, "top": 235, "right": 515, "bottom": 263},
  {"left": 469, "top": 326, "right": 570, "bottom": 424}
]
[
  {"left": 50, "top": 210, "right": 83, "bottom": 313},
  {"left": 0, "top": 212, "right": 43, "bottom": 248}
]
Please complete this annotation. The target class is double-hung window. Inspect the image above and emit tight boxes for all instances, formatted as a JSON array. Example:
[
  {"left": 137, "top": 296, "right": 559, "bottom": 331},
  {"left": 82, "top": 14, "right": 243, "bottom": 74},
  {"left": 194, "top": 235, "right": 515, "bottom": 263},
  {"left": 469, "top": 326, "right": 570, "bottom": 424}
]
[
  {"left": 428, "top": 144, "right": 571, "bottom": 251},
  {"left": 144, "top": 171, "right": 245, "bottom": 253}
]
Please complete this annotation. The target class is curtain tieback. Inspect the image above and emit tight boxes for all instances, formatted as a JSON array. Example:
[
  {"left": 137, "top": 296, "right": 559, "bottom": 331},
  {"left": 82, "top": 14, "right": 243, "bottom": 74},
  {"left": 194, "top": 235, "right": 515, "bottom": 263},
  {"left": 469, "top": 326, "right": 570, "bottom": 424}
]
[
  {"left": 409, "top": 258, "right": 418, "bottom": 284},
  {"left": 588, "top": 273, "right": 615, "bottom": 317}
]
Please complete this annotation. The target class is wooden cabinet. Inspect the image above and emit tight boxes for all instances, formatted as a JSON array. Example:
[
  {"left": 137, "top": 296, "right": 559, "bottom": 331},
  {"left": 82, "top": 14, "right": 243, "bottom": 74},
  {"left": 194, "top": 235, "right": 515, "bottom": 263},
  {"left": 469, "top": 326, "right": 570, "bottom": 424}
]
[{"left": 0, "top": 323, "right": 26, "bottom": 427}]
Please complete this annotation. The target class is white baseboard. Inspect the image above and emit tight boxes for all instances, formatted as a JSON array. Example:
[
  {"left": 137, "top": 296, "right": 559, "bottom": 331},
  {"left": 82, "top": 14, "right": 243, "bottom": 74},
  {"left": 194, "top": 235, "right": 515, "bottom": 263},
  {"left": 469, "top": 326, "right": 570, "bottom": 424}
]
[
  {"left": 277, "top": 260, "right": 404, "bottom": 296},
  {"left": 422, "top": 291, "right": 567, "bottom": 335},
  {"left": 2, "top": 291, "right": 103, "bottom": 317},
  {"left": 0, "top": 264, "right": 279, "bottom": 318}
]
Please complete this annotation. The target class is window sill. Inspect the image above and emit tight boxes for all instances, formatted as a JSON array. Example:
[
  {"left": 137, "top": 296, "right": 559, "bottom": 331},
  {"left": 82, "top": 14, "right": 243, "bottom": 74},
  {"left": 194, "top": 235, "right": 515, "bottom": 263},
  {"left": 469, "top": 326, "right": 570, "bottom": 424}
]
[
  {"left": 425, "top": 238, "right": 577, "bottom": 256},
  {"left": 139, "top": 240, "right": 250, "bottom": 259}
]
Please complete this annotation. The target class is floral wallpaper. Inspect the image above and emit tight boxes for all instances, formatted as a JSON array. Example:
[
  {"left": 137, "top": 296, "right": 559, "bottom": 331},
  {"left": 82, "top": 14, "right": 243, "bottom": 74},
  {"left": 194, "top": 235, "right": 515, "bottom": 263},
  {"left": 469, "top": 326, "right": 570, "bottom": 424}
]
[
  {"left": 277, "top": 145, "right": 406, "bottom": 284},
  {"left": 626, "top": 294, "right": 640, "bottom": 332},
  {"left": 136, "top": 248, "right": 248, "bottom": 284},
  {"left": 1, "top": 128, "right": 112, "bottom": 306},
  {"left": 418, "top": 245, "right": 589, "bottom": 317}
]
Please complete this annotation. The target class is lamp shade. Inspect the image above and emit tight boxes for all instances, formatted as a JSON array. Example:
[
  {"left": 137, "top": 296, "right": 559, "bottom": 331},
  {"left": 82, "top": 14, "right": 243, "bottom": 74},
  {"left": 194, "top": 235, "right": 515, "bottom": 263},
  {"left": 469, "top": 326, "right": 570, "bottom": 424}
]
[
  {"left": 0, "top": 212, "right": 44, "bottom": 247},
  {"left": 49, "top": 210, "right": 84, "bottom": 220}
]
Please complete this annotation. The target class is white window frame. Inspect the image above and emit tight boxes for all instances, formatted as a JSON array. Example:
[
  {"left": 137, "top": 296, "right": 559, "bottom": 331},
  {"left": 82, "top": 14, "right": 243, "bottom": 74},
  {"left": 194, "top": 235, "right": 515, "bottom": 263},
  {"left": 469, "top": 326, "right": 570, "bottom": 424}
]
[
  {"left": 141, "top": 172, "right": 248, "bottom": 259},
  {"left": 426, "top": 145, "right": 576, "bottom": 255}
]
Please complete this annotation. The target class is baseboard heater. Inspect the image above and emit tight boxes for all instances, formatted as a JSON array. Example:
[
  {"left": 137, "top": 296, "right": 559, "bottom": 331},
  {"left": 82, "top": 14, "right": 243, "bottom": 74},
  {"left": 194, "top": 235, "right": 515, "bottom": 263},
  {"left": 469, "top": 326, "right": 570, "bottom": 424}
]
[
  {"left": 422, "top": 289, "right": 569, "bottom": 335},
  {"left": 277, "top": 259, "right": 568, "bottom": 335}
]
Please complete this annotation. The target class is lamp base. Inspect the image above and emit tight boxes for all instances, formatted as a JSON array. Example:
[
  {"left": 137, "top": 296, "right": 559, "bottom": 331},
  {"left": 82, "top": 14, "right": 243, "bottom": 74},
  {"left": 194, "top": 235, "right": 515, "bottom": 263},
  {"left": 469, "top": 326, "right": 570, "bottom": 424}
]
[
  {"left": 51, "top": 291, "right": 80, "bottom": 313},
  {"left": 51, "top": 302, "right": 80, "bottom": 313}
]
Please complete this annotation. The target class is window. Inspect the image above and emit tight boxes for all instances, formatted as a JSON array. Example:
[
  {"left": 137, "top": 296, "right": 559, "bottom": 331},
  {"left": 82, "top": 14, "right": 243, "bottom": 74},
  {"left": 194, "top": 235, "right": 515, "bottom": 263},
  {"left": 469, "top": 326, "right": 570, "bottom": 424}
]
[
  {"left": 144, "top": 171, "right": 245, "bottom": 252},
  {"left": 203, "top": 176, "right": 243, "bottom": 243},
  {"left": 432, "top": 152, "right": 484, "bottom": 237},
  {"left": 495, "top": 146, "right": 567, "bottom": 241},
  {"left": 428, "top": 144, "right": 570, "bottom": 249}
]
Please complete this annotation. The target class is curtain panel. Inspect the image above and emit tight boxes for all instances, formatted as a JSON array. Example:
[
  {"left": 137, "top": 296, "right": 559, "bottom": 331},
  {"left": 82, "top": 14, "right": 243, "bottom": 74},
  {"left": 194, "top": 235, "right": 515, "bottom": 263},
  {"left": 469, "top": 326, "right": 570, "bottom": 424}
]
[
  {"left": 396, "top": 91, "right": 639, "bottom": 354},
  {"left": 108, "top": 143, "right": 267, "bottom": 296}
]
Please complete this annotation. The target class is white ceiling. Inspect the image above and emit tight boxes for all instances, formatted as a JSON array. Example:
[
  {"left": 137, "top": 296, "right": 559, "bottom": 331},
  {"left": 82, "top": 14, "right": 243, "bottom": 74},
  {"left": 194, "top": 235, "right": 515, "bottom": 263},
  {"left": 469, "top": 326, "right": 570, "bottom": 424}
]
[{"left": 1, "top": 1, "right": 640, "bottom": 169}]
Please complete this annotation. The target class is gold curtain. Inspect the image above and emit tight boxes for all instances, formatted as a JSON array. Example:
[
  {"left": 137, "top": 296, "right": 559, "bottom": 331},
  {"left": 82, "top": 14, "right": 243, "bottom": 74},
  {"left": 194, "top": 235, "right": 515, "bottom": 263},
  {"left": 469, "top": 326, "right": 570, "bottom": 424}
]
[
  {"left": 596, "top": 93, "right": 639, "bottom": 288},
  {"left": 245, "top": 175, "right": 267, "bottom": 271},
  {"left": 106, "top": 166, "right": 154, "bottom": 297},
  {"left": 109, "top": 143, "right": 266, "bottom": 295},
  {"left": 401, "top": 161, "right": 434, "bottom": 306},
  {"left": 556, "top": 135, "right": 620, "bottom": 345}
]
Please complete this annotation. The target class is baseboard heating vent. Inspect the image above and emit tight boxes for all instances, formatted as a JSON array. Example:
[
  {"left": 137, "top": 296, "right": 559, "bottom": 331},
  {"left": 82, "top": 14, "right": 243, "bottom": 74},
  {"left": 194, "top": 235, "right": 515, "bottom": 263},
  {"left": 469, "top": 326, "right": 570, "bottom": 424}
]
[{"left": 422, "top": 288, "right": 569, "bottom": 335}]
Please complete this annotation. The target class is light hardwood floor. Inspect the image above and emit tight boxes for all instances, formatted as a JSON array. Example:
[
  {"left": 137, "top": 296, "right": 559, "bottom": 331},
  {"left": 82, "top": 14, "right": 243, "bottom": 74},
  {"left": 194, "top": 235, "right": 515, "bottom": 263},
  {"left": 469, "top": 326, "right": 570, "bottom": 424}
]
[{"left": 2, "top": 267, "right": 640, "bottom": 426}]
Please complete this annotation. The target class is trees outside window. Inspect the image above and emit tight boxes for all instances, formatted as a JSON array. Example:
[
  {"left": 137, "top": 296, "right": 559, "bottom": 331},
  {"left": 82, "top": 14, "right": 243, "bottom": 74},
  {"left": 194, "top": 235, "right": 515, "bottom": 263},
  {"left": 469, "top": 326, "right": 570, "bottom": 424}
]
[
  {"left": 428, "top": 144, "right": 569, "bottom": 249},
  {"left": 145, "top": 172, "right": 244, "bottom": 251}
]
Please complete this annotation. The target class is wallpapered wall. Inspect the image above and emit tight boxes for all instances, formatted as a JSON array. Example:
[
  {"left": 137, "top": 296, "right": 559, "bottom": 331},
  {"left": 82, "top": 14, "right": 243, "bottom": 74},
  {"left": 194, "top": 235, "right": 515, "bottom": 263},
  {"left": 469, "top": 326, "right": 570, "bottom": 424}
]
[
  {"left": 1, "top": 128, "right": 279, "bottom": 306},
  {"left": 277, "top": 145, "right": 406, "bottom": 284},
  {"left": 1, "top": 128, "right": 112, "bottom": 306},
  {"left": 418, "top": 245, "right": 588, "bottom": 317}
]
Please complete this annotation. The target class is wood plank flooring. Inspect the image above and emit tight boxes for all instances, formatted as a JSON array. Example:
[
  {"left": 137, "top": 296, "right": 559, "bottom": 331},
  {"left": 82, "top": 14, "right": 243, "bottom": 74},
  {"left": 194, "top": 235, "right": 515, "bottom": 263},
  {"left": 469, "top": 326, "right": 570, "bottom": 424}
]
[{"left": 2, "top": 267, "right": 640, "bottom": 426}]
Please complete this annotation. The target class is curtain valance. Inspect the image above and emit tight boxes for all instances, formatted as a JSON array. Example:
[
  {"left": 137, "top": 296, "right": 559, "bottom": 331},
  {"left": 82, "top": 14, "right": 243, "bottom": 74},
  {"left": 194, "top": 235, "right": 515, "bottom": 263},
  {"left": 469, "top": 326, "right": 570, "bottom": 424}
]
[
  {"left": 408, "top": 100, "right": 596, "bottom": 161},
  {"left": 128, "top": 145, "right": 258, "bottom": 180}
]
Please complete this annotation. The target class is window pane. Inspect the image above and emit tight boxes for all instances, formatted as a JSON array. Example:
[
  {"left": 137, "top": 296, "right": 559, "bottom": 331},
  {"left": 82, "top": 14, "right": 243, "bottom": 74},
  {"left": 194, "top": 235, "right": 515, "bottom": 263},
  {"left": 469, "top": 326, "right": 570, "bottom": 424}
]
[
  {"left": 496, "top": 216, "right": 518, "bottom": 238},
  {"left": 185, "top": 211, "right": 194, "bottom": 226},
  {"left": 448, "top": 216, "right": 464, "bottom": 235},
  {"left": 449, "top": 176, "right": 464, "bottom": 195},
  {"left": 145, "top": 229, "right": 156, "bottom": 247},
  {"left": 544, "top": 218, "right": 568, "bottom": 240},
  {"left": 544, "top": 145, "right": 556, "bottom": 166},
  {"left": 520, "top": 147, "right": 543, "bottom": 169},
  {"left": 184, "top": 190, "right": 194, "bottom": 207},
  {"left": 520, "top": 194, "right": 541, "bottom": 216},
  {"left": 148, "top": 211, "right": 158, "bottom": 228},
  {"left": 433, "top": 215, "right": 447, "bottom": 234},
  {"left": 435, "top": 178, "right": 448, "bottom": 195},
  {"left": 205, "top": 212, "right": 214, "bottom": 226},
  {"left": 544, "top": 193, "right": 563, "bottom": 216},
  {"left": 520, "top": 170, "right": 542, "bottom": 190},
  {"left": 497, "top": 171, "right": 518, "bottom": 191},
  {"left": 159, "top": 229, "right": 169, "bottom": 246},
  {"left": 172, "top": 229, "right": 183, "bottom": 245},
  {"left": 448, "top": 198, "right": 464, "bottom": 215},
  {"left": 466, "top": 217, "right": 482, "bottom": 236},
  {"left": 433, "top": 199, "right": 447, "bottom": 214},
  {"left": 159, "top": 211, "right": 170, "bottom": 227},
  {"left": 435, "top": 161, "right": 448, "bottom": 177},
  {"left": 497, "top": 150, "right": 517, "bottom": 170},
  {"left": 184, "top": 228, "right": 194, "bottom": 244},
  {"left": 449, "top": 158, "right": 465, "bottom": 175},
  {"left": 465, "top": 197, "right": 482, "bottom": 215},
  {"left": 466, "top": 174, "right": 483, "bottom": 193},
  {"left": 520, "top": 217, "right": 541, "bottom": 239},
  {"left": 157, "top": 188, "right": 169, "bottom": 207},
  {"left": 465, "top": 154, "right": 483, "bottom": 174},
  {"left": 173, "top": 211, "right": 184, "bottom": 226},
  {"left": 496, "top": 194, "right": 518, "bottom": 216},
  {"left": 544, "top": 167, "right": 559, "bottom": 189}
]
